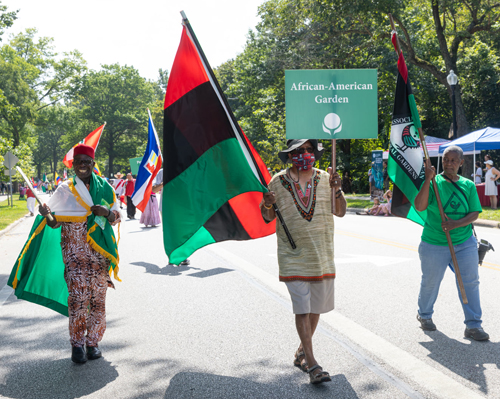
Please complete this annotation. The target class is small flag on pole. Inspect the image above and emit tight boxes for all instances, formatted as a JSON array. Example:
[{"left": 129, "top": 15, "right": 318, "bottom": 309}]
[
  {"left": 63, "top": 169, "right": 67, "bottom": 180},
  {"left": 387, "top": 28, "right": 426, "bottom": 225},
  {"left": 93, "top": 163, "right": 101, "bottom": 176},
  {"left": 63, "top": 124, "right": 105, "bottom": 168},
  {"left": 55, "top": 172, "right": 62, "bottom": 186},
  {"left": 131, "top": 110, "right": 162, "bottom": 212}
]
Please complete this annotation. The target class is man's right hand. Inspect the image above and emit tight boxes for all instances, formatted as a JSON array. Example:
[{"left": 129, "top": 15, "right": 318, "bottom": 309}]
[
  {"left": 424, "top": 160, "right": 436, "bottom": 181},
  {"left": 39, "top": 204, "right": 51, "bottom": 216},
  {"left": 263, "top": 191, "right": 276, "bottom": 207}
]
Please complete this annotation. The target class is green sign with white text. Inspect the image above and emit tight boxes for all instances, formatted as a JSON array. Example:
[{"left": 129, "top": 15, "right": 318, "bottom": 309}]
[
  {"left": 129, "top": 157, "right": 142, "bottom": 176},
  {"left": 285, "top": 69, "right": 378, "bottom": 139}
]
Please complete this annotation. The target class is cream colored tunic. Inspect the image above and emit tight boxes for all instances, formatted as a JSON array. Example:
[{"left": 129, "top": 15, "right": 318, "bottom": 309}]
[{"left": 269, "top": 168, "right": 335, "bottom": 281}]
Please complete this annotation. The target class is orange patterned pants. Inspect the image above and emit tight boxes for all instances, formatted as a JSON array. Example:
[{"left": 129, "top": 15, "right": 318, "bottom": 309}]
[{"left": 60, "top": 221, "right": 112, "bottom": 347}]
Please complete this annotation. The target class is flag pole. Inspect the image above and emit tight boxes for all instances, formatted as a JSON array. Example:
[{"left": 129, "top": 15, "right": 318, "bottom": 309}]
[
  {"left": 389, "top": 14, "right": 467, "bottom": 303},
  {"left": 331, "top": 139, "right": 336, "bottom": 214},
  {"left": 180, "top": 11, "right": 296, "bottom": 250}
]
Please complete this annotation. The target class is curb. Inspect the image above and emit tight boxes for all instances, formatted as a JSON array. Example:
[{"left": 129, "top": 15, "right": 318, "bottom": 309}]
[
  {"left": 347, "top": 208, "right": 500, "bottom": 229},
  {"left": 0, "top": 213, "right": 30, "bottom": 238}
]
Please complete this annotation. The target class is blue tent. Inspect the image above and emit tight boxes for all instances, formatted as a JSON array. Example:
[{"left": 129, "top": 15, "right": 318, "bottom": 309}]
[{"left": 439, "top": 127, "right": 500, "bottom": 154}]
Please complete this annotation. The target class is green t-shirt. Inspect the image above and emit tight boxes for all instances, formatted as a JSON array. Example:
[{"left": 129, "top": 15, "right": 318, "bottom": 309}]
[{"left": 421, "top": 175, "right": 482, "bottom": 246}]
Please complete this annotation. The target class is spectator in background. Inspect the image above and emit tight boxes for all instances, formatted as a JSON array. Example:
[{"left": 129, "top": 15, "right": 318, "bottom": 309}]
[
  {"left": 383, "top": 161, "right": 389, "bottom": 192},
  {"left": 484, "top": 160, "right": 500, "bottom": 210},
  {"left": 473, "top": 161, "right": 483, "bottom": 185},
  {"left": 26, "top": 186, "right": 36, "bottom": 216},
  {"left": 19, "top": 185, "right": 26, "bottom": 200},
  {"left": 375, "top": 190, "right": 393, "bottom": 216},
  {"left": 124, "top": 173, "right": 136, "bottom": 219}
]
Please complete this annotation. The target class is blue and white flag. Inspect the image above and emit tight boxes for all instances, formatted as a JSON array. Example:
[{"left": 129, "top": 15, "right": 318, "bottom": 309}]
[{"left": 131, "top": 110, "right": 163, "bottom": 212}]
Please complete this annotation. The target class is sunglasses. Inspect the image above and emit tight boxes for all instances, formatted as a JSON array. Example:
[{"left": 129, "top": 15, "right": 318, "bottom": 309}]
[{"left": 292, "top": 147, "right": 315, "bottom": 155}]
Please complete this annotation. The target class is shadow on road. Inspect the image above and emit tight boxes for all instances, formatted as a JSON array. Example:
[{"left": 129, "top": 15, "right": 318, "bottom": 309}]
[
  {"left": 163, "top": 371, "right": 360, "bottom": 399},
  {"left": 0, "top": 315, "right": 121, "bottom": 399},
  {"left": 130, "top": 261, "right": 202, "bottom": 276},
  {"left": 0, "top": 358, "right": 118, "bottom": 399},
  {"left": 421, "top": 330, "right": 500, "bottom": 395}
]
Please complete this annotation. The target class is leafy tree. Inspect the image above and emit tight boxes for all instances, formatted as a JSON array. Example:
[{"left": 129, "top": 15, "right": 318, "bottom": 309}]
[
  {"left": 0, "top": 29, "right": 86, "bottom": 147},
  {"left": 0, "top": 1, "right": 17, "bottom": 42},
  {"left": 71, "top": 64, "right": 156, "bottom": 176}
]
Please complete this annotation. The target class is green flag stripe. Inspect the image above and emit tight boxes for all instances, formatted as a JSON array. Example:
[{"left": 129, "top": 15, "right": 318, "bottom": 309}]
[
  {"left": 408, "top": 94, "right": 422, "bottom": 129},
  {"left": 168, "top": 226, "right": 215, "bottom": 265},
  {"left": 162, "top": 138, "right": 266, "bottom": 256}
]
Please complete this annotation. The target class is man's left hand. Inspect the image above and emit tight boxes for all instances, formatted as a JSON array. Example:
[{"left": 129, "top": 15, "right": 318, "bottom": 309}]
[
  {"left": 91, "top": 205, "right": 110, "bottom": 217},
  {"left": 442, "top": 218, "right": 459, "bottom": 232},
  {"left": 328, "top": 170, "right": 342, "bottom": 190}
]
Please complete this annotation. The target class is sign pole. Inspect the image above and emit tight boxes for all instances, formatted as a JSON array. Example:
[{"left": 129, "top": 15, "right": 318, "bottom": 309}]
[{"left": 331, "top": 139, "right": 336, "bottom": 214}]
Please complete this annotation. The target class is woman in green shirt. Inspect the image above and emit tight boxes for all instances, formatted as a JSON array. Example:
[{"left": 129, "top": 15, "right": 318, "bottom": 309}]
[{"left": 414, "top": 146, "right": 488, "bottom": 341}]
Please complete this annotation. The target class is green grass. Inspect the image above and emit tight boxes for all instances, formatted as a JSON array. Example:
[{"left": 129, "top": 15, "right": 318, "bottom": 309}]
[
  {"left": 0, "top": 197, "right": 29, "bottom": 230},
  {"left": 345, "top": 198, "right": 373, "bottom": 209},
  {"left": 478, "top": 208, "right": 500, "bottom": 222}
]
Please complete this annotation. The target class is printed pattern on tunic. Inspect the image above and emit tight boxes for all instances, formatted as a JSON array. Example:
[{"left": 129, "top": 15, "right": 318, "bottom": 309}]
[
  {"left": 59, "top": 214, "right": 119, "bottom": 347},
  {"left": 269, "top": 169, "right": 335, "bottom": 282},
  {"left": 279, "top": 171, "right": 320, "bottom": 222}
]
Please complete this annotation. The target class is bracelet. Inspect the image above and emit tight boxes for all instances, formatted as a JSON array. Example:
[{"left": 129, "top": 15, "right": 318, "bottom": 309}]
[
  {"left": 106, "top": 208, "right": 112, "bottom": 218},
  {"left": 263, "top": 203, "right": 273, "bottom": 210},
  {"left": 335, "top": 190, "right": 342, "bottom": 199}
]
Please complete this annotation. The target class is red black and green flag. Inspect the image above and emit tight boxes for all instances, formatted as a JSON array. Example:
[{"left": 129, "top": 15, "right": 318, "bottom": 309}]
[
  {"left": 162, "top": 18, "right": 276, "bottom": 264},
  {"left": 387, "top": 30, "right": 427, "bottom": 225}
]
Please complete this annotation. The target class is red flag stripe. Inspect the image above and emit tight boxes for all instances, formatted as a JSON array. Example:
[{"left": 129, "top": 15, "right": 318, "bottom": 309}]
[{"left": 164, "top": 27, "right": 209, "bottom": 109}]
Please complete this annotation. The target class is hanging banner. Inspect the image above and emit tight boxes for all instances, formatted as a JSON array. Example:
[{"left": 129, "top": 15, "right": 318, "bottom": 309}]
[
  {"left": 285, "top": 69, "right": 378, "bottom": 139},
  {"left": 372, "top": 150, "right": 384, "bottom": 190}
]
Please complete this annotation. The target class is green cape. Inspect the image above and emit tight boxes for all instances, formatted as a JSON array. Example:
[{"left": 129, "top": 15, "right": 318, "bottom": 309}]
[{"left": 7, "top": 173, "right": 119, "bottom": 316}]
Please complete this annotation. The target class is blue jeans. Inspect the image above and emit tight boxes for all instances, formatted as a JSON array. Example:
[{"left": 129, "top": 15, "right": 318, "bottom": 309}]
[{"left": 418, "top": 235, "right": 482, "bottom": 329}]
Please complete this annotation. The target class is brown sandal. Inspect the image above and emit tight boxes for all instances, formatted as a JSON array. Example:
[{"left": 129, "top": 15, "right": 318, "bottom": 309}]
[
  {"left": 293, "top": 350, "right": 308, "bottom": 372},
  {"left": 308, "top": 364, "right": 331, "bottom": 384}
]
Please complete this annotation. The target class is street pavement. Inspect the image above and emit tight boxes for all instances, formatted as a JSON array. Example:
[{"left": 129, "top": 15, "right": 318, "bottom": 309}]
[{"left": 1, "top": 192, "right": 500, "bottom": 398}]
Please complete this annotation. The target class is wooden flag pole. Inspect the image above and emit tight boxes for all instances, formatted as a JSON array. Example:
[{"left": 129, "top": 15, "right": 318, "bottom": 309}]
[
  {"left": 389, "top": 14, "right": 467, "bottom": 303},
  {"left": 331, "top": 139, "right": 336, "bottom": 214}
]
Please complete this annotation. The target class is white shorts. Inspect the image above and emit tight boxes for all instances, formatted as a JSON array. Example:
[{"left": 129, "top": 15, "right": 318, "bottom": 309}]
[{"left": 285, "top": 279, "right": 335, "bottom": 315}]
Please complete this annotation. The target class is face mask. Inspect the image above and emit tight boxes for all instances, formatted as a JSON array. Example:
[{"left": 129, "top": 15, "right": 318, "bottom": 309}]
[{"left": 291, "top": 153, "right": 315, "bottom": 171}]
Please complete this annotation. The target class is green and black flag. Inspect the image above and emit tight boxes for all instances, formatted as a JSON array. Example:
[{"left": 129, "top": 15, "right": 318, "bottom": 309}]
[
  {"left": 387, "top": 30, "right": 427, "bottom": 225},
  {"left": 162, "top": 17, "right": 276, "bottom": 265}
]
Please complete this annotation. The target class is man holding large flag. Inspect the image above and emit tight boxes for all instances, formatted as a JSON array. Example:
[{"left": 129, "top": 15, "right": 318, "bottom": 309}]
[
  {"left": 388, "top": 25, "right": 488, "bottom": 340},
  {"left": 262, "top": 139, "right": 345, "bottom": 384}
]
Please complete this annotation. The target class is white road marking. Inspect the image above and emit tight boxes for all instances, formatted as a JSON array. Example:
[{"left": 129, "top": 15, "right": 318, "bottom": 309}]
[
  {"left": 0, "top": 285, "right": 13, "bottom": 306},
  {"left": 209, "top": 246, "right": 484, "bottom": 399}
]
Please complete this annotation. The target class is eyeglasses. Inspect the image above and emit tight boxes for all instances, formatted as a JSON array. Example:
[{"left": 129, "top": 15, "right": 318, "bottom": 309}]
[
  {"left": 73, "top": 159, "right": 93, "bottom": 166},
  {"left": 292, "top": 147, "right": 314, "bottom": 155}
]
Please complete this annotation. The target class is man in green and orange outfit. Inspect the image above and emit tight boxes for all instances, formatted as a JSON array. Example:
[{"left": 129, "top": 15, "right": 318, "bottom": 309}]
[{"left": 9, "top": 144, "right": 121, "bottom": 364}]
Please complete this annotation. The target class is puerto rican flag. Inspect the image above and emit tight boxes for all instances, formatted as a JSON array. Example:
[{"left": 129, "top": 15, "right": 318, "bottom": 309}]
[{"left": 131, "top": 110, "right": 162, "bottom": 212}]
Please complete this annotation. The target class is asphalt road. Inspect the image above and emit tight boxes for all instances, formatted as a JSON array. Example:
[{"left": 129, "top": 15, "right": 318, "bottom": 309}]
[{"left": 1, "top": 193, "right": 500, "bottom": 399}]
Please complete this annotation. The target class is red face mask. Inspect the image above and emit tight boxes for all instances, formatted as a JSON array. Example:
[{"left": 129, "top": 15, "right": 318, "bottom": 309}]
[{"left": 291, "top": 153, "right": 315, "bottom": 171}]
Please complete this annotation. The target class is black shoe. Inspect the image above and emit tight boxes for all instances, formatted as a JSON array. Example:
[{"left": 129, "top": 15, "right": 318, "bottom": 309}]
[
  {"left": 180, "top": 259, "right": 191, "bottom": 266},
  {"left": 71, "top": 346, "right": 88, "bottom": 364},
  {"left": 417, "top": 314, "right": 436, "bottom": 331},
  {"left": 464, "top": 327, "right": 489, "bottom": 341},
  {"left": 86, "top": 345, "right": 102, "bottom": 360}
]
